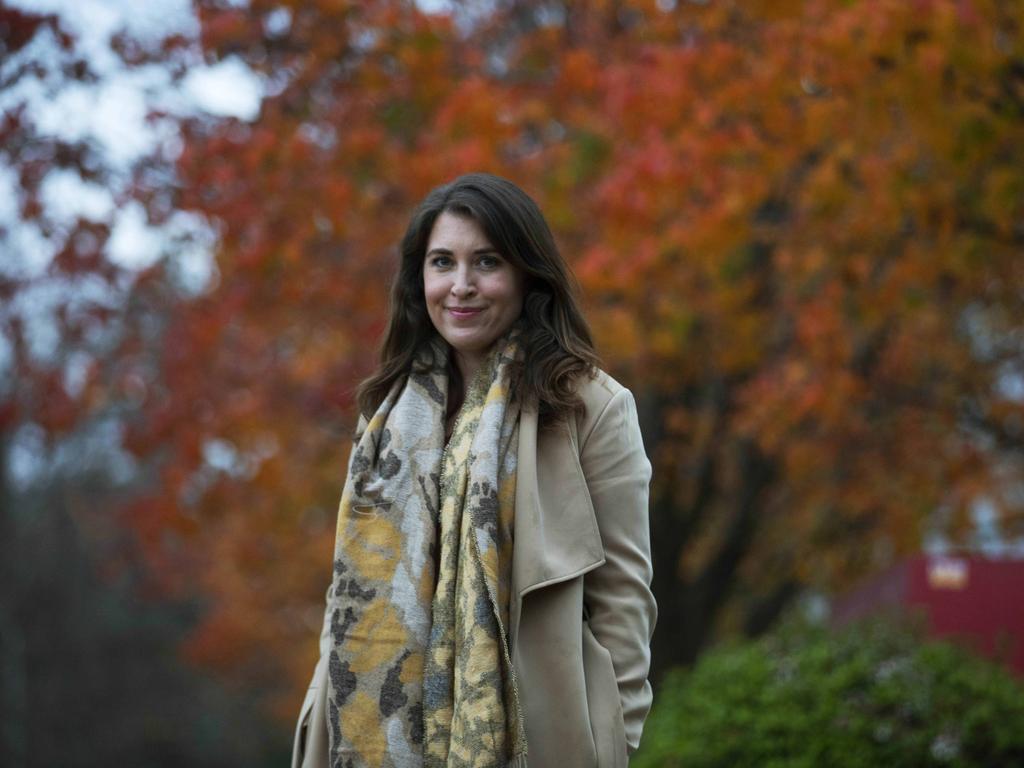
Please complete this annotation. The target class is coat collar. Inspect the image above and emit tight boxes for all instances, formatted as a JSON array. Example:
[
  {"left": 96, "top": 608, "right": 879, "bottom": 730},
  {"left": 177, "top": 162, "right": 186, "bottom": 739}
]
[{"left": 509, "top": 403, "right": 605, "bottom": 643}]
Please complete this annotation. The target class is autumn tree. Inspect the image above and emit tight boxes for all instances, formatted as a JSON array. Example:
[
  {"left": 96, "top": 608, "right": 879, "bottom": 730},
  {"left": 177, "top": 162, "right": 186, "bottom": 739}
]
[
  {"left": 1, "top": 4, "right": 288, "bottom": 763},
  {"left": 1, "top": 17, "right": 135, "bottom": 758},
  {"left": 112, "top": 0, "right": 1024, "bottom": 721}
]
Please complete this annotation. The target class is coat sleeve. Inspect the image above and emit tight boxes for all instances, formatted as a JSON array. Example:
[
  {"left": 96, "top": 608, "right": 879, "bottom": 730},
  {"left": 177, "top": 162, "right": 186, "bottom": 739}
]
[{"left": 579, "top": 386, "right": 657, "bottom": 755}]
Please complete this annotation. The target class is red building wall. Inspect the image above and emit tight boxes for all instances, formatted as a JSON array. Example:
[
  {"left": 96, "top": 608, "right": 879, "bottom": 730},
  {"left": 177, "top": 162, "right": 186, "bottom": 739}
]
[{"left": 832, "top": 555, "right": 1024, "bottom": 675}]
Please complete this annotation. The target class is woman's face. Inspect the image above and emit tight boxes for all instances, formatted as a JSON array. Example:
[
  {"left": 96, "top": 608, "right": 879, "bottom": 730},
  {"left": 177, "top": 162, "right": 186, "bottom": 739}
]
[{"left": 423, "top": 210, "right": 526, "bottom": 378}]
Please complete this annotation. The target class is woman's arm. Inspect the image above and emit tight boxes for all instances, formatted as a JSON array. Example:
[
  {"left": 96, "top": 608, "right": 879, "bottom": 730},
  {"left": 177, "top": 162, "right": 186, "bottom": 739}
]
[{"left": 579, "top": 386, "right": 658, "bottom": 755}]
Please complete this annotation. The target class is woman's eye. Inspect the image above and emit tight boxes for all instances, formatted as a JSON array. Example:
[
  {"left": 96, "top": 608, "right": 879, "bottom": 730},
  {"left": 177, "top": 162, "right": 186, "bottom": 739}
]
[
  {"left": 478, "top": 254, "right": 501, "bottom": 268},
  {"left": 429, "top": 255, "right": 452, "bottom": 268}
]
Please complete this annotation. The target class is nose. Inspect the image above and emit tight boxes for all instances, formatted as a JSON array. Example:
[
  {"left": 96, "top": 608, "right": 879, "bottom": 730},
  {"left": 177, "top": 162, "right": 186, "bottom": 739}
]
[{"left": 450, "top": 265, "right": 476, "bottom": 298}]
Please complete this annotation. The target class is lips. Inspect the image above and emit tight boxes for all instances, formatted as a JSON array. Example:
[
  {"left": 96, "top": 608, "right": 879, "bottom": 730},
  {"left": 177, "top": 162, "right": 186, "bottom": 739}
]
[{"left": 447, "top": 307, "right": 484, "bottom": 318}]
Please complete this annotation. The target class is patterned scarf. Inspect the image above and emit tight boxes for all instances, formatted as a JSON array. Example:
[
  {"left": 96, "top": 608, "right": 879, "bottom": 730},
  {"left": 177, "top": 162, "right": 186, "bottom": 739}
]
[{"left": 326, "top": 332, "right": 528, "bottom": 768}]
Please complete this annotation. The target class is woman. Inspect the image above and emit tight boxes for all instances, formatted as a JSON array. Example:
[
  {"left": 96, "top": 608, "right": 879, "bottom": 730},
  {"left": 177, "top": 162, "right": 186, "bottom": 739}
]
[{"left": 293, "top": 173, "right": 656, "bottom": 768}]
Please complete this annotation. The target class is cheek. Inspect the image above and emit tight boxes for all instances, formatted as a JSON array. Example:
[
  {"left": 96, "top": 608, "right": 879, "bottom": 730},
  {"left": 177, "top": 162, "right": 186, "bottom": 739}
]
[{"left": 493, "top": 272, "right": 522, "bottom": 303}]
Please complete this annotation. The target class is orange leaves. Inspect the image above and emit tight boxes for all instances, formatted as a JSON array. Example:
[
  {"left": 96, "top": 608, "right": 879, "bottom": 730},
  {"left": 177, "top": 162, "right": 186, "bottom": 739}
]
[
  {"left": 69, "top": 0, "right": 1021, "bottom": 708},
  {"left": 198, "top": 5, "right": 255, "bottom": 55},
  {"left": 436, "top": 76, "right": 505, "bottom": 135},
  {"left": 560, "top": 48, "right": 602, "bottom": 97},
  {"left": 980, "top": 166, "right": 1023, "bottom": 237}
]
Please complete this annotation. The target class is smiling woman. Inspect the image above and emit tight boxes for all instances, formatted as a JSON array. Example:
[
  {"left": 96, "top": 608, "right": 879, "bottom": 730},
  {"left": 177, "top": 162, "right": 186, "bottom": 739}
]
[{"left": 293, "top": 173, "right": 657, "bottom": 768}]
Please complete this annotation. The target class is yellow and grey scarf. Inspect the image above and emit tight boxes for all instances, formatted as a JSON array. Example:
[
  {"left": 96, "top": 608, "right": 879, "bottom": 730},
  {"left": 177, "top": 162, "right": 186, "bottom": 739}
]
[{"left": 326, "top": 332, "right": 527, "bottom": 768}]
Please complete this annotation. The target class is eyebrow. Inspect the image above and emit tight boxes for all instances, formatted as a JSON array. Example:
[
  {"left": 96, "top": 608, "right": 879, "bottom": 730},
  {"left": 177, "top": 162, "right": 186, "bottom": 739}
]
[{"left": 425, "top": 246, "right": 500, "bottom": 257}]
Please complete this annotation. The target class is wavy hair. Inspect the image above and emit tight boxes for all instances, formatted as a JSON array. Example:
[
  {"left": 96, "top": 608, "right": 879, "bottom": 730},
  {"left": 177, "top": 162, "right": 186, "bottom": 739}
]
[{"left": 357, "top": 172, "right": 599, "bottom": 426}]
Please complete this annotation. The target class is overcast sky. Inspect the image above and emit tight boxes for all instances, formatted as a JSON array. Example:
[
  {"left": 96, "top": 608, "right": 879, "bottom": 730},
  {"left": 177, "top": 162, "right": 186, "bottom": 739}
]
[
  {"left": 2, "top": 0, "right": 262, "bottom": 282},
  {"left": 0, "top": 1, "right": 267, "bottom": 486}
]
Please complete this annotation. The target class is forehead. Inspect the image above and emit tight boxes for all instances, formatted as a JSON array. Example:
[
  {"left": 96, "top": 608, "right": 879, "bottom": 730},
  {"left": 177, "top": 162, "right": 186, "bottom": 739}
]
[{"left": 426, "top": 211, "right": 493, "bottom": 251}]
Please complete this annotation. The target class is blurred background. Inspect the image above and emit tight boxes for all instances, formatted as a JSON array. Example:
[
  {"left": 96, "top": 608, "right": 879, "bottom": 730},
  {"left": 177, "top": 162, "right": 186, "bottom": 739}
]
[{"left": 2, "top": 0, "right": 1023, "bottom": 765}]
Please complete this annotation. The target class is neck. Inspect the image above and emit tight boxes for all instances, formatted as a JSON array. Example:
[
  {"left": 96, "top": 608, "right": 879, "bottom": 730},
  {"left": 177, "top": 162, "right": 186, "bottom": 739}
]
[{"left": 454, "top": 350, "right": 482, "bottom": 384}]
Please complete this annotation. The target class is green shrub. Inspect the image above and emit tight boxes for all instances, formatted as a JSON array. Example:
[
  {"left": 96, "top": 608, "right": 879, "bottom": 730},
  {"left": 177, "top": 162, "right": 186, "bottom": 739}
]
[{"left": 634, "top": 620, "right": 1024, "bottom": 768}]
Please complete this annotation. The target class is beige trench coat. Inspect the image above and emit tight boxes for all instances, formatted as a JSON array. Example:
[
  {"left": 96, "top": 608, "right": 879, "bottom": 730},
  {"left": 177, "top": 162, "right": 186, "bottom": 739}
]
[{"left": 292, "top": 369, "right": 657, "bottom": 767}]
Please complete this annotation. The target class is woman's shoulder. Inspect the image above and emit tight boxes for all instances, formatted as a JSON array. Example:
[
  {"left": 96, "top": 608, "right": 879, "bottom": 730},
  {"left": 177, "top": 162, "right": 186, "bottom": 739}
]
[
  {"left": 571, "top": 367, "right": 637, "bottom": 444},
  {"left": 574, "top": 366, "right": 627, "bottom": 406}
]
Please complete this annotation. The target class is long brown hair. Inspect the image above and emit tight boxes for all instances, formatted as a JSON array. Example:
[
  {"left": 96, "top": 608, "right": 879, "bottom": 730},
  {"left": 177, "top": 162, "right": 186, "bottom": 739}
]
[{"left": 357, "top": 172, "right": 599, "bottom": 425}]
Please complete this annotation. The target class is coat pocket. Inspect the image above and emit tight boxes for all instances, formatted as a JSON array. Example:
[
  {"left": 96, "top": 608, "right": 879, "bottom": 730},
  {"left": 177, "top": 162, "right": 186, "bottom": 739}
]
[{"left": 581, "top": 621, "right": 628, "bottom": 768}]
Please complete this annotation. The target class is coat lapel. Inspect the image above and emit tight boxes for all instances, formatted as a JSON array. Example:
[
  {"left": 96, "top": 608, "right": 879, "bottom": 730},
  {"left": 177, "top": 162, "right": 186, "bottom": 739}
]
[{"left": 509, "top": 403, "right": 605, "bottom": 645}]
